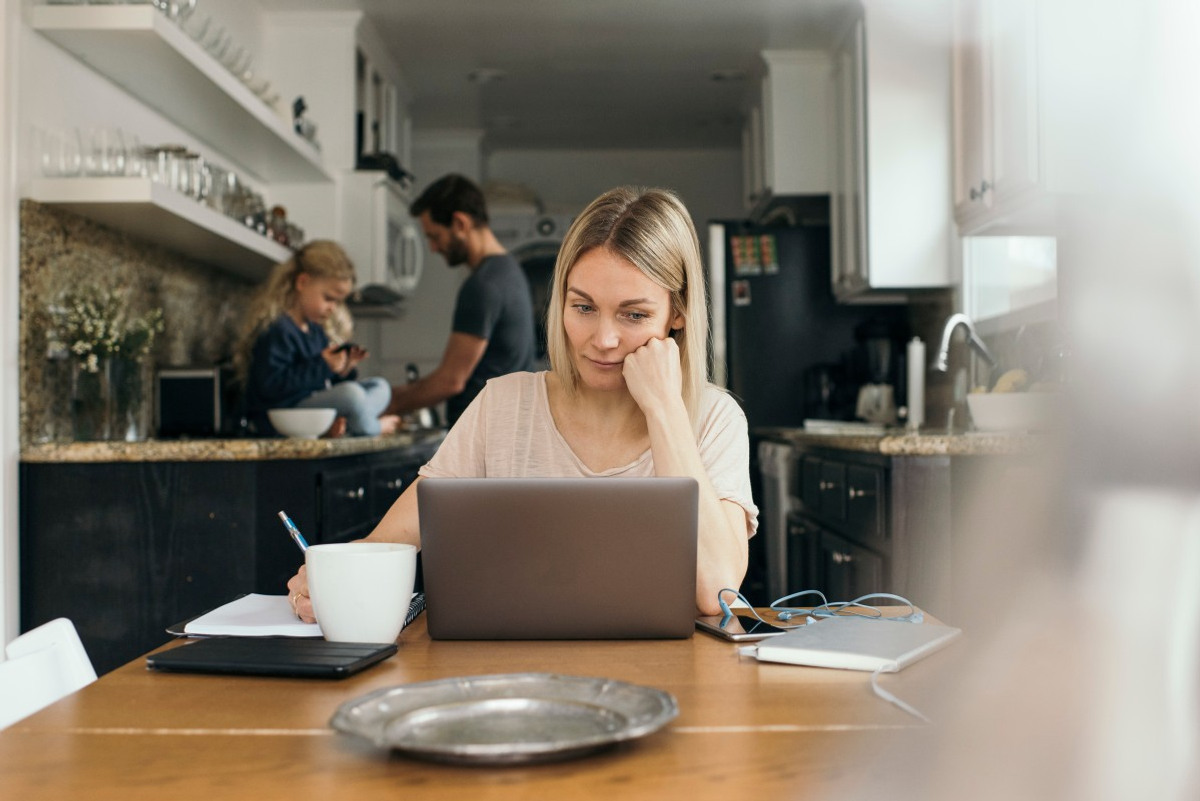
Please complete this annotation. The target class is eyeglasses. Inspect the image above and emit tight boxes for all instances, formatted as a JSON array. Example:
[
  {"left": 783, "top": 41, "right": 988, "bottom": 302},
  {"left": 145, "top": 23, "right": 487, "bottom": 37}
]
[{"left": 717, "top": 588, "right": 924, "bottom": 628}]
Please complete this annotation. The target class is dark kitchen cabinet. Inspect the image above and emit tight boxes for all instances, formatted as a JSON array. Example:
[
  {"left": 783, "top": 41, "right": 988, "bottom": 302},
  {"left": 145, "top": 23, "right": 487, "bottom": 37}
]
[
  {"left": 817, "top": 529, "right": 885, "bottom": 601},
  {"left": 20, "top": 438, "right": 439, "bottom": 675},
  {"left": 319, "top": 464, "right": 374, "bottom": 543},
  {"left": 787, "top": 446, "right": 951, "bottom": 614}
]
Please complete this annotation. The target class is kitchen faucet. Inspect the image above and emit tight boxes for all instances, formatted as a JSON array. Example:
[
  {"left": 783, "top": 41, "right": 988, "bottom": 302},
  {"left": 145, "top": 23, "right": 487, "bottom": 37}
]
[{"left": 933, "top": 312, "right": 998, "bottom": 372}]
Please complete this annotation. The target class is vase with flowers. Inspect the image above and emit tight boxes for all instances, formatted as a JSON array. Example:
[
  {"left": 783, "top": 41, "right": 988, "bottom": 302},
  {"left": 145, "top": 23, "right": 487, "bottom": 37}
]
[{"left": 49, "top": 286, "right": 164, "bottom": 442}]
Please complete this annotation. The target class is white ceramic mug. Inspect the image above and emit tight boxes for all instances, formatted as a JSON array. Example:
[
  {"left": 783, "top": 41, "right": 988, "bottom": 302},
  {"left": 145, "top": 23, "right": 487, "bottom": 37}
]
[{"left": 305, "top": 542, "right": 416, "bottom": 643}]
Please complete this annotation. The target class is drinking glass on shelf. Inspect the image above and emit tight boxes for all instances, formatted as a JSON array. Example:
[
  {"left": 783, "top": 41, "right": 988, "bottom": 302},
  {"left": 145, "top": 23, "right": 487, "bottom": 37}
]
[
  {"left": 80, "top": 128, "right": 103, "bottom": 176},
  {"left": 122, "top": 133, "right": 146, "bottom": 178},
  {"left": 182, "top": 11, "right": 209, "bottom": 42},
  {"left": 222, "top": 46, "right": 248, "bottom": 74},
  {"left": 59, "top": 128, "right": 83, "bottom": 177},
  {"left": 145, "top": 144, "right": 186, "bottom": 189},
  {"left": 30, "top": 126, "right": 54, "bottom": 177},
  {"left": 205, "top": 164, "right": 228, "bottom": 211},
  {"left": 34, "top": 127, "right": 83, "bottom": 178},
  {"left": 107, "top": 128, "right": 128, "bottom": 176},
  {"left": 204, "top": 25, "right": 230, "bottom": 61},
  {"left": 180, "top": 152, "right": 209, "bottom": 202},
  {"left": 82, "top": 127, "right": 126, "bottom": 177}
]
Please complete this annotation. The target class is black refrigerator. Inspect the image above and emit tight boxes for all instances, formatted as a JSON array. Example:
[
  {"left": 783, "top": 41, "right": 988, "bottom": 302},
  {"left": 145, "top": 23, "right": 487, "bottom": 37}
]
[
  {"left": 706, "top": 218, "right": 907, "bottom": 430},
  {"left": 707, "top": 215, "right": 908, "bottom": 605}
]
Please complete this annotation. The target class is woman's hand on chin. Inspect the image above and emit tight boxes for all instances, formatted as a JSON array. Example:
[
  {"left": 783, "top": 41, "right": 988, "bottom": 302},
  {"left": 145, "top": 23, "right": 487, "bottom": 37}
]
[{"left": 622, "top": 336, "right": 684, "bottom": 414}]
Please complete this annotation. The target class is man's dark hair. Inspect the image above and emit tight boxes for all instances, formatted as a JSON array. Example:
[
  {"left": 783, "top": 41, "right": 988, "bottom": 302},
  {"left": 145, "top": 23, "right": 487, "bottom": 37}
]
[{"left": 409, "top": 174, "right": 489, "bottom": 227}]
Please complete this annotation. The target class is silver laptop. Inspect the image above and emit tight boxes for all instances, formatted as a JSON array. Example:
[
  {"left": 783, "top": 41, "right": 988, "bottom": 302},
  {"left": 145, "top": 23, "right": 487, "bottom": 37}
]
[{"left": 417, "top": 477, "right": 698, "bottom": 639}]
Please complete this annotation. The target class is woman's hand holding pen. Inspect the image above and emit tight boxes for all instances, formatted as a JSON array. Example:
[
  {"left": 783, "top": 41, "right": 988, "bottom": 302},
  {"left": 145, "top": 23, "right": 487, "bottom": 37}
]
[
  {"left": 279, "top": 511, "right": 317, "bottom": 621},
  {"left": 287, "top": 566, "right": 316, "bottom": 623}
]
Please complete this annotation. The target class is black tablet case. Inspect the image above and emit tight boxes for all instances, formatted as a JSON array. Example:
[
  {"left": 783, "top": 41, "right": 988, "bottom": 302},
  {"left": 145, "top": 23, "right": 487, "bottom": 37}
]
[{"left": 146, "top": 637, "right": 397, "bottom": 679}]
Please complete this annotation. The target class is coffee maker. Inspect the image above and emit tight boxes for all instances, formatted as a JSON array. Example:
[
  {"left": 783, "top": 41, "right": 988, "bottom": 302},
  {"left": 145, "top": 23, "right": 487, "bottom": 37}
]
[
  {"left": 803, "top": 362, "right": 854, "bottom": 421},
  {"left": 853, "top": 320, "right": 901, "bottom": 425}
]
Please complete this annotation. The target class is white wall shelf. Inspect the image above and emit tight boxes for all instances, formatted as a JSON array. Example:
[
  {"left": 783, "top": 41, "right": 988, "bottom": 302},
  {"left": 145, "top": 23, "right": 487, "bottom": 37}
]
[
  {"left": 29, "top": 4, "right": 331, "bottom": 184},
  {"left": 28, "top": 177, "right": 290, "bottom": 280}
]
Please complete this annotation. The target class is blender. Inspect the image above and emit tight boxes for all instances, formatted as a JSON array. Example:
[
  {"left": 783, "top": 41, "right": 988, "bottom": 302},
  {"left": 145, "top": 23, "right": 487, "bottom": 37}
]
[{"left": 854, "top": 325, "right": 898, "bottom": 425}]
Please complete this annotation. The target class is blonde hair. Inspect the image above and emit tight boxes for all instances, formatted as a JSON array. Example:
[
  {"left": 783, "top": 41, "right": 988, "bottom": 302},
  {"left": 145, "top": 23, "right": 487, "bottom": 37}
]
[
  {"left": 546, "top": 187, "right": 711, "bottom": 426},
  {"left": 234, "top": 240, "right": 357, "bottom": 381}
]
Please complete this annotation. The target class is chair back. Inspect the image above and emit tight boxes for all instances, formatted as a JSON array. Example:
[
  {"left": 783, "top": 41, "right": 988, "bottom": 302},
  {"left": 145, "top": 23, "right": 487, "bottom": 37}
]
[{"left": 0, "top": 618, "right": 97, "bottom": 729}]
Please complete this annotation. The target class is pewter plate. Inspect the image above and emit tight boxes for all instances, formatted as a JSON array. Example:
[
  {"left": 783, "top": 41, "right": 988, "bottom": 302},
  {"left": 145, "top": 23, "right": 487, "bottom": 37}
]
[{"left": 329, "top": 673, "right": 678, "bottom": 764}]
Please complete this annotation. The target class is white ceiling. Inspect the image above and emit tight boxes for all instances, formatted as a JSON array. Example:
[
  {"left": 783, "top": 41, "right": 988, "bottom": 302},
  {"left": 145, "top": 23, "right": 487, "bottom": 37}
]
[{"left": 258, "top": 0, "right": 857, "bottom": 151}]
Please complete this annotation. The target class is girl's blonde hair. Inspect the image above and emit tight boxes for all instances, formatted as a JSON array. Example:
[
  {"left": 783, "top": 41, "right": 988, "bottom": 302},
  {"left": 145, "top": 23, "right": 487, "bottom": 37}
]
[
  {"left": 233, "top": 240, "right": 357, "bottom": 381},
  {"left": 545, "top": 186, "right": 711, "bottom": 427}
]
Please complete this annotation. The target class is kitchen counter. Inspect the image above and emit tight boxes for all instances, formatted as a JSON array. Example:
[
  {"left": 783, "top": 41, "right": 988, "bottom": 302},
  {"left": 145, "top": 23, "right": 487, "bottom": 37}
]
[
  {"left": 755, "top": 426, "right": 1045, "bottom": 456},
  {"left": 20, "top": 429, "right": 447, "bottom": 463}
]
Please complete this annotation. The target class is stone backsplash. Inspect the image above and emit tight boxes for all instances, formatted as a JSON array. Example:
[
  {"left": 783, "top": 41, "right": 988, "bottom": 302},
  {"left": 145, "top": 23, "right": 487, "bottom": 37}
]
[{"left": 19, "top": 200, "right": 253, "bottom": 446}]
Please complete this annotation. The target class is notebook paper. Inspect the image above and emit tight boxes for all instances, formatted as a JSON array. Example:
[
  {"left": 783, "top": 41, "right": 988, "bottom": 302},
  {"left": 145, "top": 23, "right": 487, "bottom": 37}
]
[{"left": 180, "top": 593, "right": 425, "bottom": 638}]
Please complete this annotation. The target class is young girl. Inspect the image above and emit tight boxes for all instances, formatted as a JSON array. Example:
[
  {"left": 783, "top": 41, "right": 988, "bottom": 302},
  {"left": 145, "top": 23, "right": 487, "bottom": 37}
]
[
  {"left": 238, "top": 240, "right": 399, "bottom": 437},
  {"left": 288, "top": 188, "right": 758, "bottom": 616}
]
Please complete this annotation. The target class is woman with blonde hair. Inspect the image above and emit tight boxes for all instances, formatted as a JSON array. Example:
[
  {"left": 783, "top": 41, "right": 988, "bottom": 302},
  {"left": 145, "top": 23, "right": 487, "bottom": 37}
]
[
  {"left": 288, "top": 188, "right": 756, "bottom": 615},
  {"left": 238, "top": 240, "right": 398, "bottom": 436}
]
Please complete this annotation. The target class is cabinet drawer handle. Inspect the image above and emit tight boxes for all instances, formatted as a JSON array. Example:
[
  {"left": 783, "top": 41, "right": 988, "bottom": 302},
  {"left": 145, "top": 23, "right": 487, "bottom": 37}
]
[
  {"left": 832, "top": 551, "right": 854, "bottom": 564},
  {"left": 385, "top": 479, "right": 404, "bottom": 491},
  {"left": 848, "top": 488, "right": 875, "bottom": 499},
  {"left": 344, "top": 487, "right": 365, "bottom": 500}
]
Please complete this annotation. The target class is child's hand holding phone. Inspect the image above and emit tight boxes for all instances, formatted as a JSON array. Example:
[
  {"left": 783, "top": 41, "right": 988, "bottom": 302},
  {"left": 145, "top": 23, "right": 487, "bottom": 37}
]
[{"left": 324, "top": 342, "right": 368, "bottom": 374}]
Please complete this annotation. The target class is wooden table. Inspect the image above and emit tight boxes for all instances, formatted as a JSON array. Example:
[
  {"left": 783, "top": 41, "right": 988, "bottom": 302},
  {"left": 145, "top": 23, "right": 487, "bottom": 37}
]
[{"left": 0, "top": 612, "right": 951, "bottom": 800}]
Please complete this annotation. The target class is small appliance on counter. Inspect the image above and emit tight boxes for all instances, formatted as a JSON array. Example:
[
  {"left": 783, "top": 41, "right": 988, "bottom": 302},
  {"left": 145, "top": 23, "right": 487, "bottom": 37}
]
[
  {"left": 803, "top": 362, "right": 856, "bottom": 422},
  {"left": 851, "top": 318, "right": 906, "bottom": 426},
  {"left": 156, "top": 366, "right": 237, "bottom": 438}
]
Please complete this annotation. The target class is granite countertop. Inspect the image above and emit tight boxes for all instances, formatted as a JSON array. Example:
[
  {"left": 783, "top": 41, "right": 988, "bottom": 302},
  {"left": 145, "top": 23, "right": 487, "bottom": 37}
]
[
  {"left": 755, "top": 426, "right": 1044, "bottom": 456},
  {"left": 21, "top": 428, "right": 448, "bottom": 463}
]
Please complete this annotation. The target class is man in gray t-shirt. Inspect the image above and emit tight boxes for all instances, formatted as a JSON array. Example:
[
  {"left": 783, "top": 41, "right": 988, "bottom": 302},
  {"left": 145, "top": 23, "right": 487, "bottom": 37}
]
[{"left": 390, "top": 174, "right": 536, "bottom": 425}]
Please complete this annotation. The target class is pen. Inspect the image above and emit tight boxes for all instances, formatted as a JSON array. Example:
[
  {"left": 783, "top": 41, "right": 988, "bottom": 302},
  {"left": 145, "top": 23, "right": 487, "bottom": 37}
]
[{"left": 277, "top": 510, "right": 309, "bottom": 552}]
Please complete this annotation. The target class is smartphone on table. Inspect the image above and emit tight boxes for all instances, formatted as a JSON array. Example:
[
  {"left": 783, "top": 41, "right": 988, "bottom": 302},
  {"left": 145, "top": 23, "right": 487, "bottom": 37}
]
[{"left": 695, "top": 613, "right": 788, "bottom": 642}]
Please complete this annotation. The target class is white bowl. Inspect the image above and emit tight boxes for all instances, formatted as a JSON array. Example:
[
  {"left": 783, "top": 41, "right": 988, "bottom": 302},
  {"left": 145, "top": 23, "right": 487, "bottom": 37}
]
[
  {"left": 268, "top": 408, "right": 337, "bottom": 439},
  {"left": 966, "top": 392, "right": 1061, "bottom": 432}
]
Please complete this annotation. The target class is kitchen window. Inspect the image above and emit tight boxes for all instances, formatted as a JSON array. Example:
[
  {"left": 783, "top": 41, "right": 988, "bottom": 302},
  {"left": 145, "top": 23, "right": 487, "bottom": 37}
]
[{"left": 963, "top": 235, "right": 1057, "bottom": 334}]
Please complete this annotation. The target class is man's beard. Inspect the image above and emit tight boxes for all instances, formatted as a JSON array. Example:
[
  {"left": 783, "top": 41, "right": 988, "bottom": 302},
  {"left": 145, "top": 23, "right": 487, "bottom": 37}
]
[{"left": 443, "top": 235, "right": 470, "bottom": 267}]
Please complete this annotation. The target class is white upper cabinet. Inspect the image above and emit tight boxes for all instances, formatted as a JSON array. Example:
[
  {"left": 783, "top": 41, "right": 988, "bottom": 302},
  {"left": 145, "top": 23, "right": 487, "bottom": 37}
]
[
  {"left": 743, "top": 51, "right": 832, "bottom": 214},
  {"left": 830, "top": 0, "right": 954, "bottom": 302},
  {"left": 952, "top": 0, "right": 1043, "bottom": 233},
  {"left": 830, "top": 19, "right": 867, "bottom": 299}
]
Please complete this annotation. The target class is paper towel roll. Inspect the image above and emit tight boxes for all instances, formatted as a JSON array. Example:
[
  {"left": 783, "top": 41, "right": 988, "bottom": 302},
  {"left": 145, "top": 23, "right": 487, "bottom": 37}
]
[{"left": 907, "top": 337, "right": 925, "bottom": 431}]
